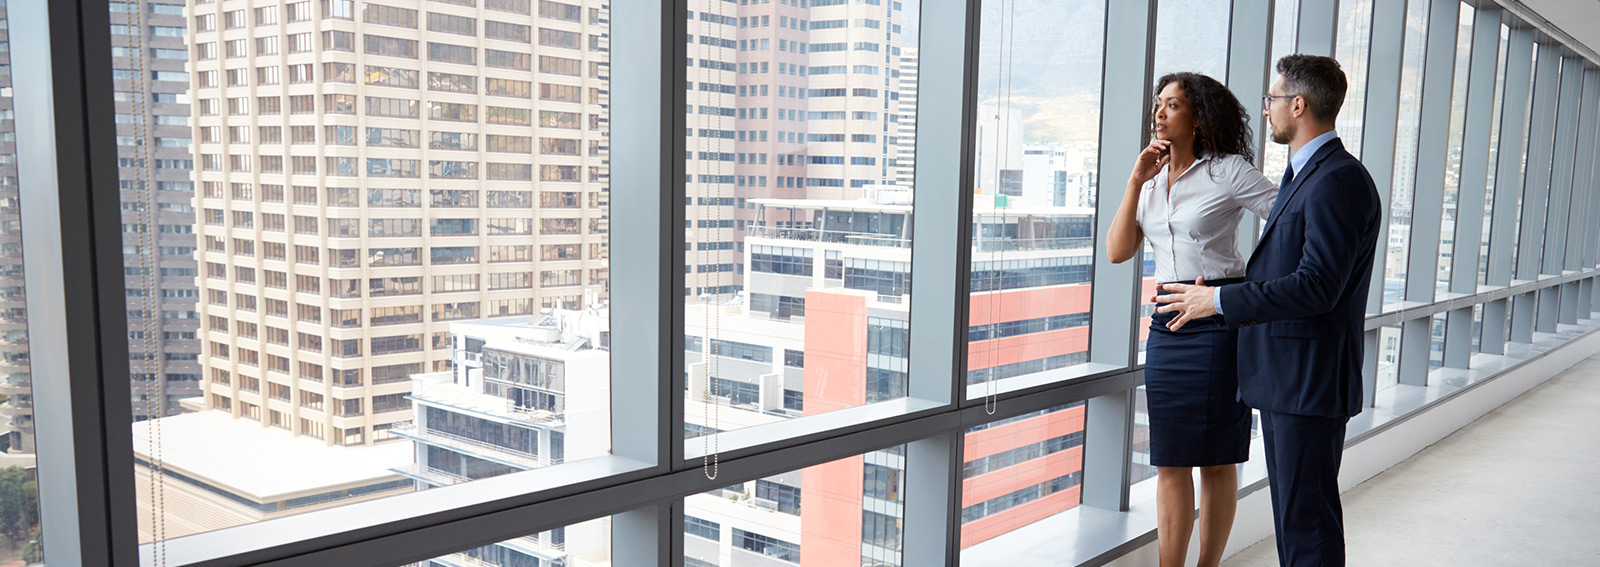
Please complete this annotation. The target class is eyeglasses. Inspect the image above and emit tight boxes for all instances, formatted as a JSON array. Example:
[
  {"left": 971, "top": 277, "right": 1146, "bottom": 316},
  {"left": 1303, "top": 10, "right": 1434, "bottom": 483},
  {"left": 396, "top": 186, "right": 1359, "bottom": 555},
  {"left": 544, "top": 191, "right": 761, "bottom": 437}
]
[{"left": 1262, "top": 93, "right": 1298, "bottom": 109}]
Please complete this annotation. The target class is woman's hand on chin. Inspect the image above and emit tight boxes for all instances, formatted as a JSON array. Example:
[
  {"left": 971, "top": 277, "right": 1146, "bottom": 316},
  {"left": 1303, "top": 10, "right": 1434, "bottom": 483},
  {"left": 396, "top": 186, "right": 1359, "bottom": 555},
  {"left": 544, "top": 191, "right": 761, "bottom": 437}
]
[{"left": 1130, "top": 138, "right": 1172, "bottom": 186}]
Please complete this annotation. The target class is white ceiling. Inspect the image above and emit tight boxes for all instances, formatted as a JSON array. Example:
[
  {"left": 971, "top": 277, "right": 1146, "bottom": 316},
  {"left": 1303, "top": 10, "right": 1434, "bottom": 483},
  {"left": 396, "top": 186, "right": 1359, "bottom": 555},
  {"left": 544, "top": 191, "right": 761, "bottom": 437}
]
[{"left": 1513, "top": 0, "right": 1600, "bottom": 61}]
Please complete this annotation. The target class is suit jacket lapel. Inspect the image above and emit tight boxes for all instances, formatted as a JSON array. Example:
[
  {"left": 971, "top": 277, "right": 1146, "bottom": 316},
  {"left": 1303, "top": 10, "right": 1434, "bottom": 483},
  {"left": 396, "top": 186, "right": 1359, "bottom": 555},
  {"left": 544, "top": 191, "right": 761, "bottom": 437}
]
[{"left": 1257, "top": 138, "right": 1344, "bottom": 243}]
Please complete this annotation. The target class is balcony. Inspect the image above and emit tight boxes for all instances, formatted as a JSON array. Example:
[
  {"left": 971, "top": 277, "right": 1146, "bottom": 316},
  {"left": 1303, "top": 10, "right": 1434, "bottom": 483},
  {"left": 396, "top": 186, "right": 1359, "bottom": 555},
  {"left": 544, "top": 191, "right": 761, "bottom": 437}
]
[
  {"left": 972, "top": 236, "right": 1094, "bottom": 253},
  {"left": 0, "top": 400, "right": 29, "bottom": 416},
  {"left": 746, "top": 226, "right": 910, "bottom": 249},
  {"left": 388, "top": 422, "right": 555, "bottom": 470},
  {"left": 409, "top": 373, "right": 565, "bottom": 427},
  {"left": 390, "top": 463, "right": 474, "bottom": 488}
]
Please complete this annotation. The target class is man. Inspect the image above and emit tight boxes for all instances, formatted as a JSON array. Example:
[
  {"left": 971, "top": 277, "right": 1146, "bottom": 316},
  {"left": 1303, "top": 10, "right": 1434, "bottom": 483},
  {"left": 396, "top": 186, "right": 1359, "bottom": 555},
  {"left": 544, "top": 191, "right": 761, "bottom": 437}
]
[{"left": 1153, "top": 54, "right": 1381, "bottom": 567}]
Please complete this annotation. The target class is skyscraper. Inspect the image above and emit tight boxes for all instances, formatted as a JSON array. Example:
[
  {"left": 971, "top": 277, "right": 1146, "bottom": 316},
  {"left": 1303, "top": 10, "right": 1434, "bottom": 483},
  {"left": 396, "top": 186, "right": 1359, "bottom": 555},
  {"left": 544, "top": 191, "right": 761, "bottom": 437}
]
[
  {"left": 112, "top": 0, "right": 206, "bottom": 426},
  {"left": 187, "top": 0, "right": 612, "bottom": 446}
]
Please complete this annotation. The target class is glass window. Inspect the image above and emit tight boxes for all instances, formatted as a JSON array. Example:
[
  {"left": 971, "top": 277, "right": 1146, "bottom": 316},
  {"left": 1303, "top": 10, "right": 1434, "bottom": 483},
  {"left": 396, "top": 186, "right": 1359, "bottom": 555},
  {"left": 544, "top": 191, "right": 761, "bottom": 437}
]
[
  {"left": 112, "top": 0, "right": 613, "bottom": 544},
  {"left": 1437, "top": 4, "right": 1475, "bottom": 296},
  {"left": 959, "top": 403, "right": 1085, "bottom": 558},
  {"left": 1478, "top": 24, "right": 1512, "bottom": 291},
  {"left": 0, "top": 8, "right": 44, "bottom": 561},
  {"left": 1385, "top": 0, "right": 1431, "bottom": 309},
  {"left": 966, "top": 0, "right": 1103, "bottom": 398},
  {"left": 412, "top": 516, "right": 609, "bottom": 567},
  {"left": 683, "top": 447, "right": 905, "bottom": 566},
  {"left": 1334, "top": 0, "right": 1375, "bottom": 157},
  {"left": 1260, "top": 0, "right": 1301, "bottom": 187},
  {"left": 684, "top": 0, "right": 923, "bottom": 444}
]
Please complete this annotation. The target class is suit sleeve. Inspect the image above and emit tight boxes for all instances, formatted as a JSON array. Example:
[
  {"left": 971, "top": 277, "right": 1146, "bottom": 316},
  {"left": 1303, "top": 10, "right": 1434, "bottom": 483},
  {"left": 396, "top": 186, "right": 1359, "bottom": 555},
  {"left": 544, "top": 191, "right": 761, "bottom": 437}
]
[{"left": 1218, "top": 164, "right": 1378, "bottom": 325}]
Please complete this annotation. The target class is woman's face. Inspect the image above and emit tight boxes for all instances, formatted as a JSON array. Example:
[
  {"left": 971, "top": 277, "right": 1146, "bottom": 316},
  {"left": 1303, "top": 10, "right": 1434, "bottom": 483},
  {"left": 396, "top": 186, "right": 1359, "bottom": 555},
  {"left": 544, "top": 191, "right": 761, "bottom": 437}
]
[{"left": 1152, "top": 82, "right": 1195, "bottom": 144}]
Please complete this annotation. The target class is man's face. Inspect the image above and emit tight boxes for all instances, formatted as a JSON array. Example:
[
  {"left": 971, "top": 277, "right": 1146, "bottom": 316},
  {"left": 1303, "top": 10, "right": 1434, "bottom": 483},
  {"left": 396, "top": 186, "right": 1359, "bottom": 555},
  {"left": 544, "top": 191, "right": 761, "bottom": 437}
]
[{"left": 1265, "top": 76, "right": 1296, "bottom": 145}]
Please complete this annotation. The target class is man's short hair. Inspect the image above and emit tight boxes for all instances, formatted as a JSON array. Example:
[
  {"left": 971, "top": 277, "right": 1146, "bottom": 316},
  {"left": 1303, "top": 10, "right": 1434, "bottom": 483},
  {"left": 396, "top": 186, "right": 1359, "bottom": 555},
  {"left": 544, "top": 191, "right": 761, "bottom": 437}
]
[{"left": 1277, "top": 54, "right": 1348, "bottom": 123}]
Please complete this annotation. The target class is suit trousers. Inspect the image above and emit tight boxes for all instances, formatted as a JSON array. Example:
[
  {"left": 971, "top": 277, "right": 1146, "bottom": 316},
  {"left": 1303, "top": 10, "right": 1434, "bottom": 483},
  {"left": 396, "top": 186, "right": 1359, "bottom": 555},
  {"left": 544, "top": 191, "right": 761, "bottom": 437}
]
[{"left": 1261, "top": 410, "right": 1350, "bottom": 567}]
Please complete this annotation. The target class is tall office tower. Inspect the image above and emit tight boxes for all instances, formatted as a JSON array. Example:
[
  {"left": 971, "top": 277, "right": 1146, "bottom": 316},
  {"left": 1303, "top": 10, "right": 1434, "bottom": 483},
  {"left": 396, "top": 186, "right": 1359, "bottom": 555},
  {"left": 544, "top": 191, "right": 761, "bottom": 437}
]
[
  {"left": 684, "top": 0, "right": 908, "bottom": 298},
  {"left": 188, "top": 0, "right": 611, "bottom": 446},
  {"left": 0, "top": 4, "right": 31, "bottom": 454},
  {"left": 793, "top": 0, "right": 906, "bottom": 195},
  {"left": 111, "top": 0, "right": 206, "bottom": 425},
  {"left": 894, "top": 46, "right": 918, "bottom": 189}
]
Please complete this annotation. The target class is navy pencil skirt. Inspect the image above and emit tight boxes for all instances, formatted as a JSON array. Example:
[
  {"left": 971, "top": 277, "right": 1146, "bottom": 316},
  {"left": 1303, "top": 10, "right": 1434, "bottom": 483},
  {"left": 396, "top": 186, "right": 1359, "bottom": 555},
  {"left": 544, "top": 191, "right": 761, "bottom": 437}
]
[{"left": 1145, "top": 279, "right": 1251, "bottom": 468}]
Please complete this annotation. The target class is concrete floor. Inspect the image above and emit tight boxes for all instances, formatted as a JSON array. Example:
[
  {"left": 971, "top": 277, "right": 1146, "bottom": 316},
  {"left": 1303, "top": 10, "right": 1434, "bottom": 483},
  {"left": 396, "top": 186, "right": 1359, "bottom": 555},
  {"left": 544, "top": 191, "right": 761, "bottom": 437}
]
[{"left": 1222, "top": 354, "right": 1600, "bottom": 567}]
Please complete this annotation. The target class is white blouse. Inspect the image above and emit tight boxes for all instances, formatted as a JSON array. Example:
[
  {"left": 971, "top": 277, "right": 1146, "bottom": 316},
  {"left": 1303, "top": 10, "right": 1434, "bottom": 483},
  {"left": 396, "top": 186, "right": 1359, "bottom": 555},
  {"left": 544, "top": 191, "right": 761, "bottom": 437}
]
[{"left": 1135, "top": 153, "right": 1278, "bottom": 283}]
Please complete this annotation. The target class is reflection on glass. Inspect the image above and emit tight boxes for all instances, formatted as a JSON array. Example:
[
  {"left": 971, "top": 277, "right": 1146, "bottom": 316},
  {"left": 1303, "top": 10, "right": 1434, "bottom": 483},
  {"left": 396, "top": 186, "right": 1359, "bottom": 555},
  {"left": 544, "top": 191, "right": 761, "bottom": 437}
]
[
  {"left": 0, "top": 2, "right": 45, "bottom": 562},
  {"left": 1385, "top": 0, "right": 1431, "bottom": 309},
  {"left": 682, "top": 0, "right": 922, "bottom": 441},
  {"left": 1334, "top": 0, "right": 1373, "bottom": 157},
  {"left": 411, "top": 516, "right": 610, "bottom": 567},
  {"left": 683, "top": 446, "right": 905, "bottom": 566},
  {"left": 124, "top": 0, "right": 613, "bottom": 543},
  {"left": 958, "top": 403, "right": 1085, "bottom": 562},
  {"left": 1437, "top": 4, "right": 1474, "bottom": 296},
  {"left": 966, "top": 0, "right": 1104, "bottom": 399}
]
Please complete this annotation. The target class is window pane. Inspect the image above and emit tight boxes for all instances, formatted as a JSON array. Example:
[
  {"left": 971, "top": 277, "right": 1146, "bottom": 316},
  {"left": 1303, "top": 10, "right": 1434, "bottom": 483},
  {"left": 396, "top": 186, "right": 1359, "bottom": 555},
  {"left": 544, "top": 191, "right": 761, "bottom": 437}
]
[
  {"left": 116, "top": 0, "right": 612, "bottom": 542},
  {"left": 1152, "top": 0, "right": 1230, "bottom": 80},
  {"left": 966, "top": 0, "right": 1104, "bottom": 399},
  {"left": 683, "top": 446, "right": 906, "bottom": 566},
  {"left": 410, "top": 516, "right": 611, "bottom": 567},
  {"left": 1376, "top": 322, "right": 1402, "bottom": 393},
  {"left": 1141, "top": 0, "right": 1232, "bottom": 362},
  {"left": 682, "top": 0, "right": 922, "bottom": 443},
  {"left": 958, "top": 403, "right": 1085, "bottom": 560},
  {"left": 1436, "top": 4, "right": 1473, "bottom": 296},
  {"left": 1334, "top": 0, "right": 1373, "bottom": 157},
  {"left": 1260, "top": 0, "right": 1300, "bottom": 188},
  {"left": 0, "top": 1, "right": 45, "bottom": 561},
  {"left": 1478, "top": 24, "right": 1511, "bottom": 290},
  {"left": 1384, "top": 0, "right": 1431, "bottom": 309}
]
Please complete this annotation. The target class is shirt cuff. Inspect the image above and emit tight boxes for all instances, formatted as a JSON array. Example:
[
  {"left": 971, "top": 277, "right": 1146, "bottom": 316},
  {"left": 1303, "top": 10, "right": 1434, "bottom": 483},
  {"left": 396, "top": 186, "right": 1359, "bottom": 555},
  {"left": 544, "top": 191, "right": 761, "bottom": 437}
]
[{"left": 1213, "top": 286, "right": 1225, "bottom": 315}]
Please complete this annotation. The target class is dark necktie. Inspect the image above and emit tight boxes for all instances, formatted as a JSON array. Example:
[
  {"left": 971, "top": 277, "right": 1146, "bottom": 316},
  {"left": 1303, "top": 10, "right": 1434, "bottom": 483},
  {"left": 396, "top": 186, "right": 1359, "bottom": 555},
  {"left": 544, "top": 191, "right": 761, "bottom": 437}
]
[{"left": 1267, "top": 164, "right": 1295, "bottom": 223}]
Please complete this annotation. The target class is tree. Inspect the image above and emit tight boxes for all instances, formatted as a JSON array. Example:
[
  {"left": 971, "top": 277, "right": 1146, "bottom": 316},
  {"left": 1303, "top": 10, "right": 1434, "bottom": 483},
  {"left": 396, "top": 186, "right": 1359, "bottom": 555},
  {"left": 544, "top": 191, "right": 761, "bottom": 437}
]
[
  {"left": 0, "top": 467, "right": 39, "bottom": 542},
  {"left": 21, "top": 526, "right": 40, "bottom": 564}
]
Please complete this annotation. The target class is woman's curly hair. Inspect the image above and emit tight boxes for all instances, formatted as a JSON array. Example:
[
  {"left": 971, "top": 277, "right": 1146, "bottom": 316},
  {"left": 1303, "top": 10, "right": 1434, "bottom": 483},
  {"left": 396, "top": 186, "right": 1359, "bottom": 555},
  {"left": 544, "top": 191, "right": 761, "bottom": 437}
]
[{"left": 1152, "top": 72, "right": 1256, "bottom": 165}]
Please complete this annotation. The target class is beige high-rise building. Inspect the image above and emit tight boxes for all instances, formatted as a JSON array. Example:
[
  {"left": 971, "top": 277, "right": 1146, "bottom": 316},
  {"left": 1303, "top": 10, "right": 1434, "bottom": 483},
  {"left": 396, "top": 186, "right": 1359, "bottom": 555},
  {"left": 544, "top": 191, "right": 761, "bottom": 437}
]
[{"left": 187, "top": 0, "right": 610, "bottom": 446}]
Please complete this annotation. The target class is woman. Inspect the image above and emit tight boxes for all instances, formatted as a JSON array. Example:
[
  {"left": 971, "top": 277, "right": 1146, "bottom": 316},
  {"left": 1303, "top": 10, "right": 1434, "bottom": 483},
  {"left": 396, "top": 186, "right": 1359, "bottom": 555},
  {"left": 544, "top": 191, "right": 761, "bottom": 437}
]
[{"left": 1107, "top": 73, "right": 1276, "bottom": 567}]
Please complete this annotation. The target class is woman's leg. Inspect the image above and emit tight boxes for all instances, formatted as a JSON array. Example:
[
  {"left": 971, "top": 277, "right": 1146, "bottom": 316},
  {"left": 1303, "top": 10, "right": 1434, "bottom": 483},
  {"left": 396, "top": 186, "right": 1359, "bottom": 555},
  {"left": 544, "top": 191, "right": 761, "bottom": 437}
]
[
  {"left": 1157, "top": 466, "right": 1195, "bottom": 567},
  {"left": 1194, "top": 464, "right": 1239, "bottom": 567}
]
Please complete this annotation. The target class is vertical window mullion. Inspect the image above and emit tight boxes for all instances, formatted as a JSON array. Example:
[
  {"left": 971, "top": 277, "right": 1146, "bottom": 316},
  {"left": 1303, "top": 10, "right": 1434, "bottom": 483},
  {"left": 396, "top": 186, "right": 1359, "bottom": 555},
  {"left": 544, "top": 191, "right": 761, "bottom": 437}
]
[
  {"left": 11, "top": 0, "right": 142, "bottom": 565},
  {"left": 1479, "top": 25, "right": 1537, "bottom": 356},
  {"left": 1081, "top": 0, "right": 1156, "bottom": 513},
  {"left": 1442, "top": 7, "right": 1506, "bottom": 369}
]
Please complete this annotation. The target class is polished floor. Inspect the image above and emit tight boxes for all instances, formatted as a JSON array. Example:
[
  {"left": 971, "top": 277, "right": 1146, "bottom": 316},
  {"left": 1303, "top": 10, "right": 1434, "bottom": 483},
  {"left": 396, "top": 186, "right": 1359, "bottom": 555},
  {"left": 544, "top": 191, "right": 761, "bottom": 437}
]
[{"left": 1222, "top": 353, "right": 1600, "bottom": 566}]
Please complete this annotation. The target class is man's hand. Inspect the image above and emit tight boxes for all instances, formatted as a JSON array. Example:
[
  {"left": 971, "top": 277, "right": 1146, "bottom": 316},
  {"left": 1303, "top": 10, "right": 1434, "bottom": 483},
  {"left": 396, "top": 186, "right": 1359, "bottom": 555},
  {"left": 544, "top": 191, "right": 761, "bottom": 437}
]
[{"left": 1153, "top": 277, "right": 1216, "bottom": 331}]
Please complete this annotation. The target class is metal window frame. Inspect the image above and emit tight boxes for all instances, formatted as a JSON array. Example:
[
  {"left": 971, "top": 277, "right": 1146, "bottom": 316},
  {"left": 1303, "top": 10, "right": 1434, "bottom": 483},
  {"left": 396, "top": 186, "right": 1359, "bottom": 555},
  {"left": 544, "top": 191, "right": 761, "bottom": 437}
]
[
  {"left": 1443, "top": 6, "right": 1505, "bottom": 370},
  {"left": 6, "top": 1, "right": 1600, "bottom": 567},
  {"left": 1480, "top": 23, "right": 1537, "bottom": 356},
  {"left": 1397, "top": 0, "right": 1466, "bottom": 387}
]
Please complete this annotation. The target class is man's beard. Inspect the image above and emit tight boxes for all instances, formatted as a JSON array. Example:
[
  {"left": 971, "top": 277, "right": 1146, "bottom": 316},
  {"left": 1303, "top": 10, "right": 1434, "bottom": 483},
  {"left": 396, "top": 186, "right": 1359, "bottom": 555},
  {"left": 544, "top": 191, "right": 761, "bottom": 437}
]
[{"left": 1270, "top": 121, "right": 1295, "bottom": 145}]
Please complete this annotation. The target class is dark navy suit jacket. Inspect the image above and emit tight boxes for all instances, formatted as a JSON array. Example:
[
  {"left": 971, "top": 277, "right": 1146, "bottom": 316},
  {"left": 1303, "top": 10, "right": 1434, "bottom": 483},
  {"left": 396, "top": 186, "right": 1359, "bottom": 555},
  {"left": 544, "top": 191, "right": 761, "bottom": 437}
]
[{"left": 1218, "top": 138, "right": 1381, "bottom": 418}]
